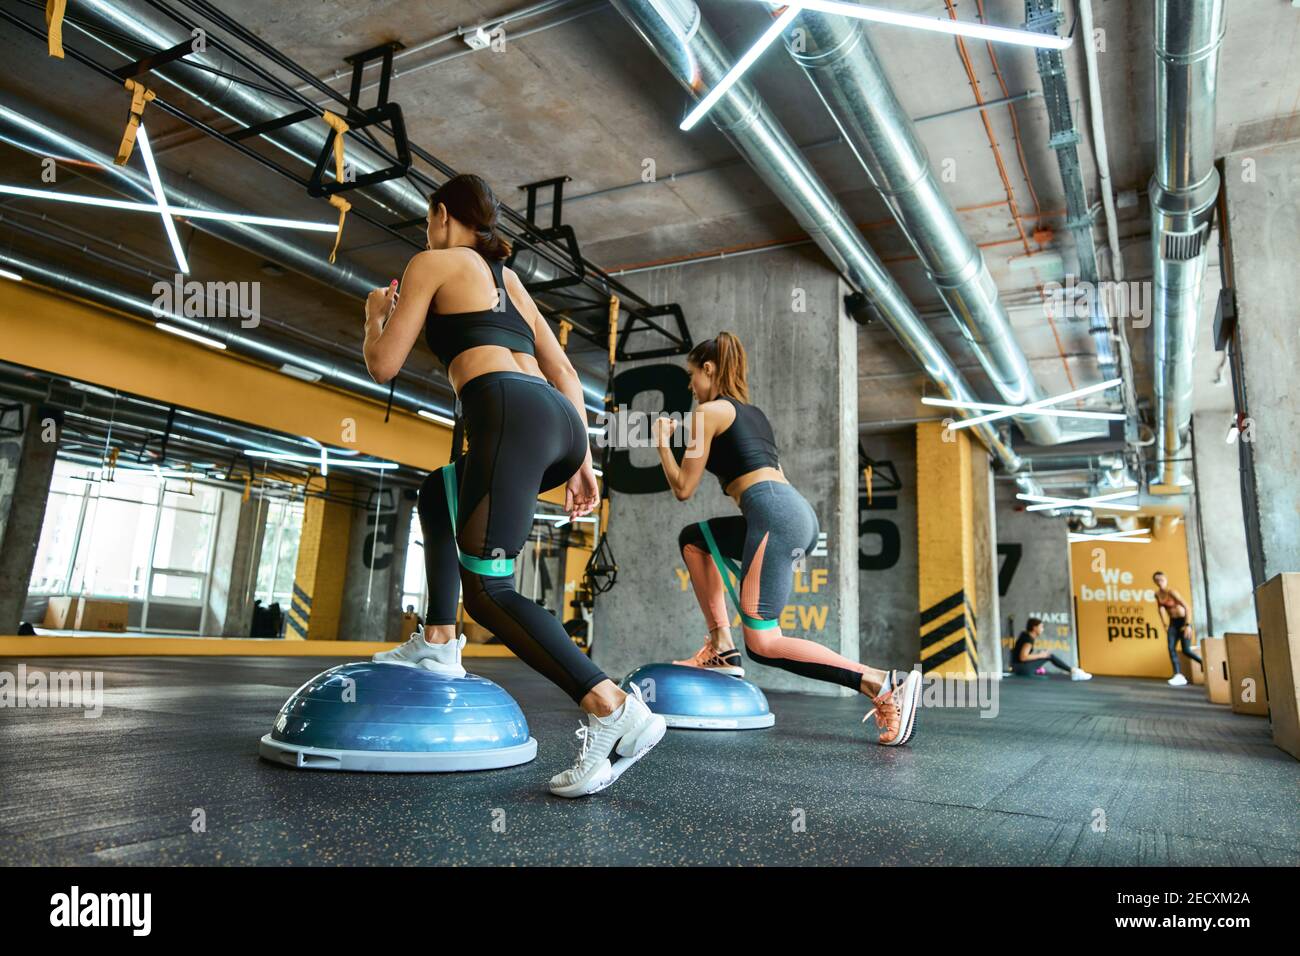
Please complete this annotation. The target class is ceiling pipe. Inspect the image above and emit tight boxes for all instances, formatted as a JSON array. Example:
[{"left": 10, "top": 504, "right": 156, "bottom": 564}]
[
  {"left": 0, "top": 103, "right": 607, "bottom": 415},
  {"left": 57, "top": 0, "right": 625, "bottom": 357},
  {"left": 32, "top": 2, "right": 611, "bottom": 403},
  {"left": 609, "top": 0, "right": 1023, "bottom": 474},
  {"left": 1076, "top": 0, "right": 1123, "bottom": 285},
  {"left": 777, "top": 9, "right": 1062, "bottom": 446},
  {"left": 1150, "top": 0, "right": 1225, "bottom": 486},
  {"left": 0, "top": 103, "right": 380, "bottom": 298}
]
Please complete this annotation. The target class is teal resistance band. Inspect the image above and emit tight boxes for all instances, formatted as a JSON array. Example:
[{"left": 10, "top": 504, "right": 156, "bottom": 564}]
[
  {"left": 697, "top": 520, "right": 779, "bottom": 631},
  {"left": 441, "top": 463, "right": 515, "bottom": 577}
]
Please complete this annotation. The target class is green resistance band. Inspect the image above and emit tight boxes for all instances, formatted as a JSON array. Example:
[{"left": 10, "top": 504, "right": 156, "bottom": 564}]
[
  {"left": 441, "top": 463, "right": 515, "bottom": 577},
  {"left": 697, "top": 520, "right": 778, "bottom": 631}
]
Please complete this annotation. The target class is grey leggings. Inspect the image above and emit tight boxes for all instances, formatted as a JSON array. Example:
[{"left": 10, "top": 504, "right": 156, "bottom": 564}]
[{"left": 678, "top": 481, "right": 865, "bottom": 691}]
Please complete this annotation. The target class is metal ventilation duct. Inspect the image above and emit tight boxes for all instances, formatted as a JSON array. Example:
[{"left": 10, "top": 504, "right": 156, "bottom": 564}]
[
  {"left": 1150, "top": 0, "right": 1226, "bottom": 486},
  {"left": 610, "top": 0, "right": 1022, "bottom": 472},
  {"left": 779, "top": 9, "right": 1063, "bottom": 447}
]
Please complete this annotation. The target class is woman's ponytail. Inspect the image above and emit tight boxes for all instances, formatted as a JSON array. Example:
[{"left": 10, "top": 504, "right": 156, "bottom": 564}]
[
  {"left": 428, "top": 173, "right": 513, "bottom": 260},
  {"left": 688, "top": 330, "right": 750, "bottom": 402}
]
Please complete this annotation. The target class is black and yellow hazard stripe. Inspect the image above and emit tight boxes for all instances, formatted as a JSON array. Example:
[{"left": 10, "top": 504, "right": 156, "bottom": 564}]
[
  {"left": 919, "top": 588, "right": 979, "bottom": 673},
  {"left": 286, "top": 583, "right": 312, "bottom": 639}
]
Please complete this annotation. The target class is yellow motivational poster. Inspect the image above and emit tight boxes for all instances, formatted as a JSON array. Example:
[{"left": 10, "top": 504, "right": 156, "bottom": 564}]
[{"left": 1069, "top": 522, "right": 1193, "bottom": 678}]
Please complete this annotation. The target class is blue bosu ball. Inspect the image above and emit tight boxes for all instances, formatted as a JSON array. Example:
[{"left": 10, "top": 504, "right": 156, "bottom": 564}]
[
  {"left": 259, "top": 661, "right": 537, "bottom": 771},
  {"left": 621, "top": 662, "right": 775, "bottom": 730}
]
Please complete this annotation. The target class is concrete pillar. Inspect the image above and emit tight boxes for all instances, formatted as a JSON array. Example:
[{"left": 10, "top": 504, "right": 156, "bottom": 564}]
[
  {"left": 1188, "top": 417, "right": 1257, "bottom": 634},
  {"left": 595, "top": 249, "right": 860, "bottom": 695},
  {"left": 0, "top": 404, "right": 61, "bottom": 631},
  {"left": 993, "top": 483, "right": 1077, "bottom": 668},
  {"left": 1222, "top": 140, "right": 1300, "bottom": 583},
  {"left": 915, "top": 422, "right": 980, "bottom": 676},
  {"left": 213, "top": 491, "right": 269, "bottom": 637},
  {"left": 858, "top": 430, "right": 919, "bottom": 669},
  {"left": 287, "top": 477, "right": 353, "bottom": 640},
  {"left": 340, "top": 484, "right": 414, "bottom": 642}
]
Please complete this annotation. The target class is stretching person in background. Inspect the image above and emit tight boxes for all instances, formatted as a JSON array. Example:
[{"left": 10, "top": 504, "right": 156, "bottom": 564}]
[
  {"left": 1153, "top": 571, "right": 1200, "bottom": 686},
  {"left": 362, "top": 173, "right": 665, "bottom": 797},
  {"left": 654, "top": 332, "right": 922, "bottom": 747},
  {"left": 1010, "top": 618, "right": 1091, "bottom": 680}
]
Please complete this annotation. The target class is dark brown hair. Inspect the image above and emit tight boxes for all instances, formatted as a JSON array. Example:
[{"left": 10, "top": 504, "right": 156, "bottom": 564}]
[
  {"left": 687, "top": 331, "right": 749, "bottom": 402},
  {"left": 428, "top": 173, "right": 512, "bottom": 260},
  {"left": 1026, "top": 617, "right": 1043, "bottom": 631}
]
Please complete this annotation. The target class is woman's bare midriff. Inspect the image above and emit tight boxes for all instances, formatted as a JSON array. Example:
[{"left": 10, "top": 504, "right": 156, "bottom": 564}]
[
  {"left": 724, "top": 466, "right": 787, "bottom": 504},
  {"left": 448, "top": 346, "right": 546, "bottom": 394}
]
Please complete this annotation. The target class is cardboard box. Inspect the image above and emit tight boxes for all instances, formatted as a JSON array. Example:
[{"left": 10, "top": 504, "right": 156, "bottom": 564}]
[
  {"left": 1255, "top": 573, "right": 1300, "bottom": 760},
  {"left": 1202, "top": 636, "right": 1230, "bottom": 705},
  {"left": 43, "top": 596, "right": 82, "bottom": 630},
  {"left": 1224, "top": 632, "right": 1269, "bottom": 717},
  {"left": 74, "top": 599, "right": 128, "bottom": 632}
]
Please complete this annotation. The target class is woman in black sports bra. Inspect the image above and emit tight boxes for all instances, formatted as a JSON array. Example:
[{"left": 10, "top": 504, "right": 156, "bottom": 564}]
[
  {"left": 359, "top": 174, "right": 664, "bottom": 798},
  {"left": 653, "top": 333, "right": 921, "bottom": 747}
]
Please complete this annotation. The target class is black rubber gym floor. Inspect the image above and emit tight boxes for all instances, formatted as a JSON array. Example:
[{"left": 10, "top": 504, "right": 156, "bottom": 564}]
[{"left": 1, "top": 655, "right": 1296, "bottom": 866}]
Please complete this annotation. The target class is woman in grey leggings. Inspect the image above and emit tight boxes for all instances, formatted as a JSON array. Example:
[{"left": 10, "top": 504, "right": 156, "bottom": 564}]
[{"left": 653, "top": 332, "right": 922, "bottom": 746}]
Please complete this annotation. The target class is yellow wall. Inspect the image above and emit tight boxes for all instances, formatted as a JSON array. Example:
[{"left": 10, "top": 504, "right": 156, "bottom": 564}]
[
  {"left": 0, "top": 278, "right": 450, "bottom": 468},
  {"left": 0, "top": 277, "right": 568, "bottom": 505},
  {"left": 1069, "top": 521, "right": 1193, "bottom": 677}
]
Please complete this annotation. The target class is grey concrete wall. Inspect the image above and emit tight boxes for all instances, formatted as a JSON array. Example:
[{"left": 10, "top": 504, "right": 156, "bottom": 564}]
[
  {"left": 857, "top": 429, "right": 918, "bottom": 669},
  {"left": 1188, "top": 416, "right": 1257, "bottom": 634},
  {"left": 970, "top": 448, "right": 1001, "bottom": 675},
  {"left": 339, "top": 485, "right": 413, "bottom": 642},
  {"left": 1224, "top": 140, "right": 1300, "bottom": 583},
  {"left": 994, "top": 482, "right": 1076, "bottom": 668},
  {"left": 595, "top": 248, "right": 859, "bottom": 695},
  {"left": 0, "top": 404, "right": 60, "bottom": 631}
]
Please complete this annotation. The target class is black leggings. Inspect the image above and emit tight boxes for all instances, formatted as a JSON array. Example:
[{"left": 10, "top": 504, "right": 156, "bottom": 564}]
[
  {"left": 418, "top": 371, "right": 607, "bottom": 703},
  {"left": 1167, "top": 617, "right": 1200, "bottom": 675},
  {"left": 1012, "top": 654, "right": 1072, "bottom": 676}
]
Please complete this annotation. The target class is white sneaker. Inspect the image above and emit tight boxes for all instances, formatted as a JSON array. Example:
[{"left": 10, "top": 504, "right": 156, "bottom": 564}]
[
  {"left": 1167, "top": 673, "right": 1188, "bottom": 686},
  {"left": 548, "top": 683, "right": 667, "bottom": 799},
  {"left": 1071, "top": 667, "right": 1093, "bottom": 681},
  {"left": 372, "top": 632, "right": 467, "bottom": 678}
]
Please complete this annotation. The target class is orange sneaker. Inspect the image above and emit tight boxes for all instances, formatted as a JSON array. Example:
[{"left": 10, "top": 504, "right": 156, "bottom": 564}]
[
  {"left": 864, "top": 668, "right": 921, "bottom": 746},
  {"left": 673, "top": 643, "right": 745, "bottom": 677}
]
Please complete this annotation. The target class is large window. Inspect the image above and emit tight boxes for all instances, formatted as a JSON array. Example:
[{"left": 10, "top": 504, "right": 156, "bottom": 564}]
[
  {"left": 400, "top": 504, "right": 426, "bottom": 616},
  {"left": 254, "top": 496, "right": 304, "bottom": 611},
  {"left": 28, "top": 461, "right": 222, "bottom": 629}
]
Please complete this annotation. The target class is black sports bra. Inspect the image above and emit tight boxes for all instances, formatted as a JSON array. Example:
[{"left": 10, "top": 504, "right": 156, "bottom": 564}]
[
  {"left": 704, "top": 397, "right": 781, "bottom": 490},
  {"left": 424, "top": 251, "right": 536, "bottom": 369}
]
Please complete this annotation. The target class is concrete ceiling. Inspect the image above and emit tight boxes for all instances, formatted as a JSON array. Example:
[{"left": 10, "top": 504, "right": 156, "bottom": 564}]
[{"left": 1, "top": 0, "right": 1297, "bottom": 437}]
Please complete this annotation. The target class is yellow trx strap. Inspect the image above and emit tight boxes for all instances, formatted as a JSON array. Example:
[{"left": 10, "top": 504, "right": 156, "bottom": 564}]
[
  {"left": 322, "top": 111, "right": 351, "bottom": 264},
  {"left": 116, "top": 80, "right": 156, "bottom": 166},
  {"left": 558, "top": 318, "right": 572, "bottom": 350},
  {"left": 607, "top": 295, "right": 619, "bottom": 366},
  {"left": 45, "top": 0, "right": 66, "bottom": 58},
  {"left": 864, "top": 465, "right": 873, "bottom": 506}
]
